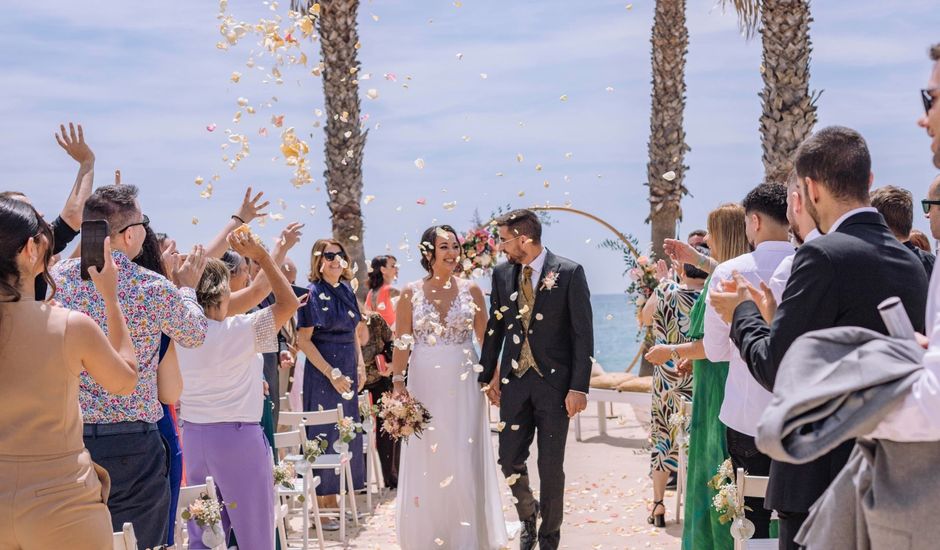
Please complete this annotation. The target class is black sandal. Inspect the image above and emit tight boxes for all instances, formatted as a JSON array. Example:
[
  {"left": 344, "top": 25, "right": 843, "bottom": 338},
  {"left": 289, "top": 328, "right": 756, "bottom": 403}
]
[{"left": 647, "top": 499, "right": 666, "bottom": 528}]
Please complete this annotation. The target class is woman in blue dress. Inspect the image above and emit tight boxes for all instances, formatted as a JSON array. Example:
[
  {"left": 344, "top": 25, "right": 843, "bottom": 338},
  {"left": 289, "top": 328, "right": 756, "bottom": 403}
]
[{"left": 295, "top": 238, "right": 366, "bottom": 529}]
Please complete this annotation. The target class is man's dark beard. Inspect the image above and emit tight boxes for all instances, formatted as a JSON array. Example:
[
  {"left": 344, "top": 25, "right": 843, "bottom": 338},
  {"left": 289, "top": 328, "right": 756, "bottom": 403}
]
[{"left": 789, "top": 226, "right": 805, "bottom": 246}]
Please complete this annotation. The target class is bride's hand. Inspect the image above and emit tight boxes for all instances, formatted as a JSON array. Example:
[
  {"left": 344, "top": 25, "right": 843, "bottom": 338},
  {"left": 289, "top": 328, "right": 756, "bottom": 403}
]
[{"left": 485, "top": 372, "right": 501, "bottom": 407}]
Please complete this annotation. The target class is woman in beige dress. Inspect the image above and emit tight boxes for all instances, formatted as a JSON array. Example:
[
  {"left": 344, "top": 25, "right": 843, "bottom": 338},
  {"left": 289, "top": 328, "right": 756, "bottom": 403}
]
[{"left": 0, "top": 198, "right": 138, "bottom": 549}]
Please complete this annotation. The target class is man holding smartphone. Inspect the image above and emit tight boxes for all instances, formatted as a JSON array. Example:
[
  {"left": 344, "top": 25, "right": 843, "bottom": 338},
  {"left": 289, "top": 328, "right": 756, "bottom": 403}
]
[{"left": 51, "top": 184, "right": 209, "bottom": 548}]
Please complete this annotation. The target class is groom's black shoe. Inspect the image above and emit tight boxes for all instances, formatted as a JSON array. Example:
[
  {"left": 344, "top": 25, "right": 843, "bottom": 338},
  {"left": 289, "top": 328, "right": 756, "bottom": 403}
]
[{"left": 520, "top": 502, "right": 540, "bottom": 550}]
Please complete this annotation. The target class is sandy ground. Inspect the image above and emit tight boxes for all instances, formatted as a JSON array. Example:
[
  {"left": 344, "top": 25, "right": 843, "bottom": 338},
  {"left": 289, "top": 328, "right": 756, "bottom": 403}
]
[{"left": 286, "top": 401, "right": 684, "bottom": 549}]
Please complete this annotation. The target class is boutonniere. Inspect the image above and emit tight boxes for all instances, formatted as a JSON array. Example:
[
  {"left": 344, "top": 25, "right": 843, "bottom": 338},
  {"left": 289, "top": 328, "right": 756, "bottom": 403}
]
[{"left": 540, "top": 271, "right": 559, "bottom": 291}]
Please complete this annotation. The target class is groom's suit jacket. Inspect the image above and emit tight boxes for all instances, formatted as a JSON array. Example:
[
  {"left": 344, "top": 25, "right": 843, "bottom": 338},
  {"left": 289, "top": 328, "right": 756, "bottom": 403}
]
[{"left": 478, "top": 250, "right": 594, "bottom": 394}]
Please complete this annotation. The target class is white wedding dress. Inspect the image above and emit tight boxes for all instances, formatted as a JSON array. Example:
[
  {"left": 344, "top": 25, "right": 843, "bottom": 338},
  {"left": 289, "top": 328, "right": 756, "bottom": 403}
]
[{"left": 396, "top": 278, "right": 509, "bottom": 550}]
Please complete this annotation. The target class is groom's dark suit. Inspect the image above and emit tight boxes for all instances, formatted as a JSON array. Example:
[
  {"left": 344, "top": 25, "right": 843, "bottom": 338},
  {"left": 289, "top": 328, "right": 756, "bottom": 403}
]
[{"left": 479, "top": 249, "right": 593, "bottom": 549}]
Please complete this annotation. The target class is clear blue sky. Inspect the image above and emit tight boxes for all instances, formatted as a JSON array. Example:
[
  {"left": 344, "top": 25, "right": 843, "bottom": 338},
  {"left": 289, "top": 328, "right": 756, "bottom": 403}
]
[{"left": 2, "top": 1, "right": 937, "bottom": 293}]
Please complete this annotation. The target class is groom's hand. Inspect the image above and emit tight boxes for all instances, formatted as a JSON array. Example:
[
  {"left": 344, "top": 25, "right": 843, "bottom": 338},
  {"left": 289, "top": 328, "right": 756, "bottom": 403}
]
[
  {"left": 484, "top": 372, "right": 501, "bottom": 406},
  {"left": 565, "top": 391, "right": 587, "bottom": 418}
]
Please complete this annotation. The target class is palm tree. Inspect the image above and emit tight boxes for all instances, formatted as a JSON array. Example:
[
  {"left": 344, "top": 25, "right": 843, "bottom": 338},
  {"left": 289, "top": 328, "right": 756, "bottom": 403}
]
[
  {"left": 725, "top": 0, "right": 818, "bottom": 182},
  {"left": 647, "top": 0, "right": 690, "bottom": 262},
  {"left": 293, "top": 0, "right": 368, "bottom": 295}
]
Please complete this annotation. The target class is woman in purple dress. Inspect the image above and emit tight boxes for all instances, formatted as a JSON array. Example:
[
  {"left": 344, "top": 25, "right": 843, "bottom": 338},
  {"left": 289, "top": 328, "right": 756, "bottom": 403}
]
[{"left": 295, "top": 238, "right": 366, "bottom": 528}]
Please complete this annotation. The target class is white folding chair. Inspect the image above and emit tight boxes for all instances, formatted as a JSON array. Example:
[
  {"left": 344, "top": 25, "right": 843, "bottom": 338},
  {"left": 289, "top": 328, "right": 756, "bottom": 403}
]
[
  {"left": 675, "top": 397, "right": 692, "bottom": 523},
  {"left": 359, "top": 393, "right": 386, "bottom": 512},
  {"left": 174, "top": 476, "right": 225, "bottom": 550},
  {"left": 733, "top": 467, "right": 776, "bottom": 550},
  {"left": 111, "top": 522, "right": 137, "bottom": 550},
  {"left": 273, "top": 430, "right": 326, "bottom": 550},
  {"left": 280, "top": 407, "right": 360, "bottom": 544}
]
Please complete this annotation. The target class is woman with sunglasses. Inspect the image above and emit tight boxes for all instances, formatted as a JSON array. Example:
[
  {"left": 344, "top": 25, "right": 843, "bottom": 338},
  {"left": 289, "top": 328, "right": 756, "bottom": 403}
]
[{"left": 294, "top": 238, "right": 367, "bottom": 526}]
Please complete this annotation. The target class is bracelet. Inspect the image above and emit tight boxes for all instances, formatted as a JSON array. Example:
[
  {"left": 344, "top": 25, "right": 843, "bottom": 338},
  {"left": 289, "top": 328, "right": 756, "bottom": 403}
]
[
  {"left": 696, "top": 255, "right": 706, "bottom": 268},
  {"left": 231, "top": 214, "right": 246, "bottom": 224},
  {"left": 392, "top": 374, "right": 405, "bottom": 383}
]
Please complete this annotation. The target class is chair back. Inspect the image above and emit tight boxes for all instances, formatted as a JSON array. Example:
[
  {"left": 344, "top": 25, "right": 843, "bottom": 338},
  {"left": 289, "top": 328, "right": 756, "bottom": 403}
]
[
  {"left": 274, "top": 429, "right": 305, "bottom": 453},
  {"left": 112, "top": 522, "right": 137, "bottom": 550},
  {"left": 175, "top": 476, "right": 221, "bottom": 549},
  {"left": 280, "top": 405, "right": 345, "bottom": 435},
  {"left": 279, "top": 395, "right": 290, "bottom": 414},
  {"left": 733, "top": 468, "right": 774, "bottom": 550}
]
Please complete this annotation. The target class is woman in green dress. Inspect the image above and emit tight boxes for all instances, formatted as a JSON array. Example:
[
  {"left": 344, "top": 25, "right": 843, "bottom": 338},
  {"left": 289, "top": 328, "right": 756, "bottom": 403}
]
[{"left": 648, "top": 204, "right": 749, "bottom": 545}]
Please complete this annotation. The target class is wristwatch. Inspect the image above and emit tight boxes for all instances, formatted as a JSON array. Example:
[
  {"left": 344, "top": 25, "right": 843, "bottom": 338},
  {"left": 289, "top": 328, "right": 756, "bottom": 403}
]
[
  {"left": 669, "top": 346, "right": 681, "bottom": 364},
  {"left": 392, "top": 374, "right": 405, "bottom": 383}
]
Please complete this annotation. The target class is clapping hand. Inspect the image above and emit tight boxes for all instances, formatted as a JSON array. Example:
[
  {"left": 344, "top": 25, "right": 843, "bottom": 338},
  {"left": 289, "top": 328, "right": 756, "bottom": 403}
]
[
  {"left": 174, "top": 245, "right": 209, "bottom": 289},
  {"left": 55, "top": 123, "right": 94, "bottom": 166},
  {"left": 161, "top": 240, "right": 181, "bottom": 282},
  {"left": 236, "top": 187, "right": 269, "bottom": 223},
  {"left": 645, "top": 344, "right": 673, "bottom": 366},
  {"left": 710, "top": 271, "right": 756, "bottom": 324},
  {"left": 654, "top": 259, "right": 671, "bottom": 282},
  {"left": 663, "top": 238, "right": 700, "bottom": 266}
]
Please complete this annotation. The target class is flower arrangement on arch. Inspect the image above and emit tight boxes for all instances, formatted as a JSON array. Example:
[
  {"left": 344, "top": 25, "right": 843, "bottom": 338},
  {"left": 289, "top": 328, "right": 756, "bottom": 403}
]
[{"left": 458, "top": 225, "right": 499, "bottom": 279}]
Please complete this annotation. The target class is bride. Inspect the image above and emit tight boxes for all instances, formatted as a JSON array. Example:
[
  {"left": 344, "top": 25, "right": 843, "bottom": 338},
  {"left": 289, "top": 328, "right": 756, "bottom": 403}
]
[{"left": 391, "top": 225, "right": 509, "bottom": 549}]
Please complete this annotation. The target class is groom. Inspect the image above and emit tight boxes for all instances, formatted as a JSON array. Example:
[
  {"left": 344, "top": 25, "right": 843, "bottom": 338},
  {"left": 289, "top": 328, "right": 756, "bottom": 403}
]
[{"left": 479, "top": 209, "right": 594, "bottom": 550}]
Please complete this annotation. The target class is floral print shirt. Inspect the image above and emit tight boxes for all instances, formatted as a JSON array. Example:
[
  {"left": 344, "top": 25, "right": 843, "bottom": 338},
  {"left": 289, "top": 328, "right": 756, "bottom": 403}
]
[{"left": 52, "top": 251, "right": 208, "bottom": 423}]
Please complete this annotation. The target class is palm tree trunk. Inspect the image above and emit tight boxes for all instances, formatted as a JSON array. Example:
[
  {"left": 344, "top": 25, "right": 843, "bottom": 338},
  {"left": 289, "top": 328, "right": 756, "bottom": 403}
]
[
  {"left": 647, "top": 0, "right": 690, "bottom": 262},
  {"left": 316, "top": 0, "right": 368, "bottom": 296},
  {"left": 759, "top": 0, "right": 817, "bottom": 182}
]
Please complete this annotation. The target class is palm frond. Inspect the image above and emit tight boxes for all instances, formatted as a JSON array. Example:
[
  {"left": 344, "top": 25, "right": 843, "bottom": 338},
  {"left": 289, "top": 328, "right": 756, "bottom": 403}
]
[{"left": 720, "top": 0, "right": 761, "bottom": 39}]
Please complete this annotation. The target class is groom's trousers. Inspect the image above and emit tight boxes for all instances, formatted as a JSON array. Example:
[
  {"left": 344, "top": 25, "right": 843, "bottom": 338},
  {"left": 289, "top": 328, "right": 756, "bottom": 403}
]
[{"left": 498, "top": 369, "right": 569, "bottom": 549}]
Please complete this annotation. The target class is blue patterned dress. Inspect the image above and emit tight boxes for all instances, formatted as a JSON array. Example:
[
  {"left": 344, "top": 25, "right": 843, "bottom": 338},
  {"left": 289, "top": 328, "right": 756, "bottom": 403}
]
[
  {"left": 649, "top": 281, "right": 699, "bottom": 473},
  {"left": 298, "top": 280, "right": 365, "bottom": 494}
]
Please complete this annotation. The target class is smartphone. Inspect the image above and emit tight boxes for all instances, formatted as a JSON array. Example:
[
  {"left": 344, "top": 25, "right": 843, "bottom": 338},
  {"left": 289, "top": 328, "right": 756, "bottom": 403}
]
[
  {"left": 291, "top": 285, "right": 311, "bottom": 299},
  {"left": 81, "top": 220, "right": 110, "bottom": 281}
]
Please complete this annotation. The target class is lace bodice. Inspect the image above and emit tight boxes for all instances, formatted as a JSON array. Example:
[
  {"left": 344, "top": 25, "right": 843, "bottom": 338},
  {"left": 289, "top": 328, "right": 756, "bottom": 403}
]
[{"left": 409, "top": 279, "right": 476, "bottom": 346}]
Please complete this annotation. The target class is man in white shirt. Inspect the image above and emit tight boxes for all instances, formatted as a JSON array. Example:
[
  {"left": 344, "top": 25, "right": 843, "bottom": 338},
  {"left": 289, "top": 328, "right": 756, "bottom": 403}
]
[{"left": 704, "top": 183, "right": 793, "bottom": 538}]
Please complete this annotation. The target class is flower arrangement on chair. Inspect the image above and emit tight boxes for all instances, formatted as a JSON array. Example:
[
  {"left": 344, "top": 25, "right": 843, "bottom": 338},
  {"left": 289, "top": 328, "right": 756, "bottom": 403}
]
[
  {"left": 301, "top": 434, "right": 329, "bottom": 463},
  {"left": 273, "top": 462, "right": 297, "bottom": 490},
  {"left": 181, "top": 492, "right": 225, "bottom": 547},
  {"left": 709, "top": 458, "right": 756, "bottom": 541}
]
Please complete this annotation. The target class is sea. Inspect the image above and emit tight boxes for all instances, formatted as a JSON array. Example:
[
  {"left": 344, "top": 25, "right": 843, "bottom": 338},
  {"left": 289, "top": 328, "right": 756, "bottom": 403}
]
[{"left": 590, "top": 293, "right": 643, "bottom": 373}]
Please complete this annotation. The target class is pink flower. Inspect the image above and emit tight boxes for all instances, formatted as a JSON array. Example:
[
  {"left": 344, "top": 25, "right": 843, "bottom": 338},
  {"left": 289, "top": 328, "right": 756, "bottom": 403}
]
[{"left": 637, "top": 256, "right": 649, "bottom": 266}]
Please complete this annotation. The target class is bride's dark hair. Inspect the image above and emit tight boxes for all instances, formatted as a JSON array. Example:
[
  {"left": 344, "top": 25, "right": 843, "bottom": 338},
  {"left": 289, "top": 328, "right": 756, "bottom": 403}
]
[
  {"left": 0, "top": 197, "right": 55, "bottom": 303},
  {"left": 418, "top": 225, "right": 461, "bottom": 274}
]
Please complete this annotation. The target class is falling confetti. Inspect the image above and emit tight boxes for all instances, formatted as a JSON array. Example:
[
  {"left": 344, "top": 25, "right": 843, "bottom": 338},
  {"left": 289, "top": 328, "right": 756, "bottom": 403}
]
[
  {"left": 662, "top": 170, "right": 677, "bottom": 181},
  {"left": 366, "top": 88, "right": 379, "bottom": 100},
  {"left": 206, "top": 123, "right": 217, "bottom": 132},
  {"left": 414, "top": 158, "right": 426, "bottom": 169}
]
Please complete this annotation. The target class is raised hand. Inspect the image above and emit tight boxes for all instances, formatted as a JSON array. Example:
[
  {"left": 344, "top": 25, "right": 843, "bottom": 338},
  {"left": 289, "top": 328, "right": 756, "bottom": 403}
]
[
  {"left": 174, "top": 245, "right": 209, "bottom": 289},
  {"left": 663, "top": 238, "right": 700, "bottom": 266},
  {"left": 227, "top": 231, "right": 267, "bottom": 262},
  {"left": 278, "top": 222, "right": 304, "bottom": 252},
  {"left": 235, "top": 187, "right": 269, "bottom": 223},
  {"left": 55, "top": 123, "right": 94, "bottom": 165},
  {"left": 654, "top": 259, "right": 671, "bottom": 282},
  {"left": 710, "top": 270, "right": 755, "bottom": 324}
]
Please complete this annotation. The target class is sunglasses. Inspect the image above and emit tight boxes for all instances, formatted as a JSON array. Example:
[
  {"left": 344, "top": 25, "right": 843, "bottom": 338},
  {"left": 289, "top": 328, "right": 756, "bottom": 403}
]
[
  {"left": 922, "top": 200, "right": 940, "bottom": 214},
  {"left": 922, "top": 89, "right": 937, "bottom": 116},
  {"left": 118, "top": 214, "right": 149, "bottom": 233},
  {"left": 322, "top": 251, "right": 347, "bottom": 261},
  {"left": 497, "top": 235, "right": 524, "bottom": 245}
]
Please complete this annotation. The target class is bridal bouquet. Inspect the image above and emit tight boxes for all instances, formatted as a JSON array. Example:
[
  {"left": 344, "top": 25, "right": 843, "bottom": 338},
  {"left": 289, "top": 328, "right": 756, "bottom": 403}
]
[
  {"left": 458, "top": 225, "right": 499, "bottom": 279},
  {"left": 377, "top": 391, "right": 433, "bottom": 441}
]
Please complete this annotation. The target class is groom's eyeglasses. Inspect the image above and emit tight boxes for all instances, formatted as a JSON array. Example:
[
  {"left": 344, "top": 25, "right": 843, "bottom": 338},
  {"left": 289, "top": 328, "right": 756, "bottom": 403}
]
[
  {"left": 322, "top": 251, "right": 347, "bottom": 261},
  {"left": 497, "top": 235, "right": 524, "bottom": 245},
  {"left": 922, "top": 199, "right": 940, "bottom": 214}
]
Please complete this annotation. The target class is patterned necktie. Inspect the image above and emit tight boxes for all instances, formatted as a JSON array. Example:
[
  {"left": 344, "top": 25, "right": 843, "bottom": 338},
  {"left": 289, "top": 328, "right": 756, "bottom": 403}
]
[{"left": 515, "top": 265, "right": 540, "bottom": 377}]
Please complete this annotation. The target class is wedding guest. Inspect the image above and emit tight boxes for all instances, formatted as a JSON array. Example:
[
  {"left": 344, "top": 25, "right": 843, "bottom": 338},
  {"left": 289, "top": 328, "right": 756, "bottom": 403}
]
[
  {"left": 294, "top": 238, "right": 367, "bottom": 527},
  {"left": 871, "top": 185, "right": 935, "bottom": 276},
  {"left": 2, "top": 123, "right": 96, "bottom": 300},
  {"left": 704, "top": 183, "right": 793, "bottom": 539},
  {"left": 767, "top": 171, "right": 821, "bottom": 302},
  {"left": 278, "top": 257, "right": 301, "bottom": 411},
  {"left": 365, "top": 254, "right": 400, "bottom": 330},
  {"left": 677, "top": 205, "right": 749, "bottom": 550},
  {"left": 176, "top": 232, "right": 300, "bottom": 550},
  {"left": 639, "top": 248, "right": 708, "bottom": 527},
  {"left": 51, "top": 184, "right": 209, "bottom": 548},
  {"left": 133, "top": 226, "right": 185, "bottom": 548},
  {"left": 910, "top": 229, "right": 932, "bottom": 253},
  {"left": 687, "top": 229, "right": 707, "bottom": 248},
  {"left": 357, "top": 307, "right": 400, "bottom": 488},
  {"left": 918, "top": 44, "right": 940, "bottom": 170},
  {"left": 711, "top": 126, "right": 929, "bottom": 549},
  {"left": 0, "top": 198, "right": 137, "bottom": 549}
]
